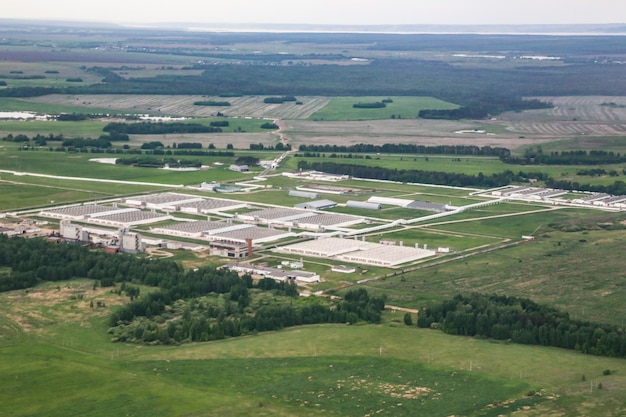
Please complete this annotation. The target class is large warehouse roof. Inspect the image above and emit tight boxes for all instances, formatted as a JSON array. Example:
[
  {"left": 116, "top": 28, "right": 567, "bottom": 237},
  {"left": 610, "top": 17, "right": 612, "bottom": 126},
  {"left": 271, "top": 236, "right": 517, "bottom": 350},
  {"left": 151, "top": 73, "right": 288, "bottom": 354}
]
[
  {"left": 178, "top": 198, "right": 247, "bottom": 213},
  {"left": 238, "top": 207, "right": 317, "bottom": 223},
  {"left": 125, "top": 192, "right": 203, "bottom": 208},
  {"left": 42, "top": 204, "right": 120, "bottom": 218},
  {"left": 274, "top": 237, "right": 436, "bottom": 266},
  {"left": 276, "top": 237, "right": 377, "bottom": 257},
  {"left": 212, "top": 225, "right": 294, "bottom": 243}
]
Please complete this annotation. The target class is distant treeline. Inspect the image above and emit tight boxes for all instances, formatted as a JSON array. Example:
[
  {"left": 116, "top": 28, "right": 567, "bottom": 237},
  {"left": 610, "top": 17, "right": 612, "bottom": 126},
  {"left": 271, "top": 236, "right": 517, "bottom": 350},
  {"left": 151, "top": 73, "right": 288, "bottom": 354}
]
[
  {"left": 353, "top": 101, "right": 386, "bottom": 108},
  {"left": 115, "top": 156, "right": 202, "bottom": 168},
  {"left": 297, "top": 160, "right": 548, "bottom": 188},
  {"left": 544, "top": 178, "right": 626, "bottom": 196},
  {"left": 193, "top": 101, "right": 231, "bottom": 106},
  {"left": 62, "top": 138, "right": 112, "bottom": 148},
  {"left": 3, "top": 133, "right": 127, "bottom": 146},
  {"left": 209, "top": 120, "right": 229, "bottom": 127},
  {"left": 418, "top": 98, "right": 550, "bottom": 120},
  {"left": 57, "top": 113, "right": 102, "bottom": 121},
  {"left": 418, "top": 293, "right": 626, "bottom": 358},
  {"left": 17, "top": 145, "right": 235, "bottom": 157},
  {"left": 263, "top": 96, "right": 297, "bottom": 104},
  {"left": 298, "top": 143, "right": 510, "bottom": 157},
  {"left": 103, "top": 122, "right": 222, "bottom": 134},
  {"left": 3, "top": 133, "right": 64, "bottom": 144},
  {"left": 249, "top": 142, "right": 290, "bottom": 151},
  {"left": 501, "top": 149, "right": 626, "bottom": 165}
]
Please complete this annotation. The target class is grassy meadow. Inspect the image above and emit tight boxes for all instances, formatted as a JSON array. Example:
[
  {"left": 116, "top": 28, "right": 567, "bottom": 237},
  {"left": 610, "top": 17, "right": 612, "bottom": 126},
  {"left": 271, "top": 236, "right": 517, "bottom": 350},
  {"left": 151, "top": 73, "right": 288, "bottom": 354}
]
[
  {"left": 308, "top": 96, "right": 459, "bottom": 121},
  {"left": 2, "top": 280, "right": 626, "bottom": 417}
]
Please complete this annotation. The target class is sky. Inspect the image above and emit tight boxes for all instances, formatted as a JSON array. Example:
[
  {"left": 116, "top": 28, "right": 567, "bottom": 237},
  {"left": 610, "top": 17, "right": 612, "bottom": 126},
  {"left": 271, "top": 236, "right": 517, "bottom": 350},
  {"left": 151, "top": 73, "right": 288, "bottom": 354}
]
[{"left": 3, "top": 0, "right": 626, "bottom": 26}]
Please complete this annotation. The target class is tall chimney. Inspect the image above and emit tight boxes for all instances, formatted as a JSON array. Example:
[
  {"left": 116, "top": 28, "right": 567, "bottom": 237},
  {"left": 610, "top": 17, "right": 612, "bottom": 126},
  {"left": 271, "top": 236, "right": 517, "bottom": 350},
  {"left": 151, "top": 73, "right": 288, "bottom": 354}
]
[{"left": 245, "top": 238, "right": 253, "bottom": 257}]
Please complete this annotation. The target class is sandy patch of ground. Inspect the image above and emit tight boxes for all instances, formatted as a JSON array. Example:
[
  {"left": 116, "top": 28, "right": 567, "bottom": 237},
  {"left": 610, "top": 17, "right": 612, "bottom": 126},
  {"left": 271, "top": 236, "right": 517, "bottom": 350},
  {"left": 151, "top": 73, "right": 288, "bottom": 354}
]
[{"left": 3, "top": 283, "right": 125, "bottom": 334}]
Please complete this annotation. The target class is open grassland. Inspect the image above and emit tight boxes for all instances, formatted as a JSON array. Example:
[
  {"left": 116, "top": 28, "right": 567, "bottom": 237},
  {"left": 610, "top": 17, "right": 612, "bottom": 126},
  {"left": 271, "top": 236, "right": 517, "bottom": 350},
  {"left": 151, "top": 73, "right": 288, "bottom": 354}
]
[
  {"left": 0, "top": 115, "right": 278, "bottom": 140},
  {"left": 0, "top": 119, "right": 111, "bottom": 137},
  {"left": 0, "top": 182, "right": 99, "bottom": 211},
  {"left": 1, "top": 281, "right": 626, "bottom": 417},
  {"left": 0, "top": 97, "right": 121, "bottom": 115},
  {"left": 308, "top": 96, "right": 459, "bottom": 121},
  {"left": 0, "top": 149, "right": 278, "bottom": 184},
  {"left": 365, "top": 209, "right": 626, "bottom": 327}
]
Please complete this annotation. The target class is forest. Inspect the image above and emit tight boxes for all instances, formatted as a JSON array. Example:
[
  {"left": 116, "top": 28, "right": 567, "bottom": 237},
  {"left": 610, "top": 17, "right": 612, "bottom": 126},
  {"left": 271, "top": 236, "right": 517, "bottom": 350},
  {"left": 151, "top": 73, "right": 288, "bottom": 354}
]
[
  {"left": 418, "top": 293, "right": 626, "bottom": 358},
  {"left": 0, "top": 235, "right": 385, "bottom": 345}
]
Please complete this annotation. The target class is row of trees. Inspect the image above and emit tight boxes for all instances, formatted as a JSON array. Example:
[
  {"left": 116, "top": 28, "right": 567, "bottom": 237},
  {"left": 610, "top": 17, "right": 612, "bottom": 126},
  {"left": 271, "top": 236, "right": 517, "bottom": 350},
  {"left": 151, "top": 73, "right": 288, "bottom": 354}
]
[
  {"left": 103, "top": 122, "right": 223, "bottom": 135},
  {"left": 249, "top": 142, "right": 290, "bottom": 150},
  {"left": 298, "top": 143, "right": 511, "bottom": 157},
  {"left": 296, "top": 160, "right": 549, "bottom": 188},
  {"left": 193, "top": 101, "right": 231, "bottom": 106},
  {"left": 502, "top": 149, "right": 626, "bottom": 165},
  {"left": 263, "top": 96, "right": 297, "bottom": 103},
  {"left": 16, "top": 145, "right": 236, "bottom": 157},
  {"left": 545, "top": 178, "right": 626, "bottom": 196},
  {"left": 115, "top": 156, "right": 202, "bottom": 168},
  {"left": 418, "top": 293, "right": 626, "bottom": 358}
]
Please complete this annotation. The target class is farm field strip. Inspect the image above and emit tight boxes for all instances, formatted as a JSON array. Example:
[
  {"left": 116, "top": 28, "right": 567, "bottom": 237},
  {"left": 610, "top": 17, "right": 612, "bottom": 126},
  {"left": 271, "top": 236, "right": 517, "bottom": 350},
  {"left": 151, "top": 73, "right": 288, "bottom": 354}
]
[{"left": 29, "top": 94, "right": 332, "bottom": 119}]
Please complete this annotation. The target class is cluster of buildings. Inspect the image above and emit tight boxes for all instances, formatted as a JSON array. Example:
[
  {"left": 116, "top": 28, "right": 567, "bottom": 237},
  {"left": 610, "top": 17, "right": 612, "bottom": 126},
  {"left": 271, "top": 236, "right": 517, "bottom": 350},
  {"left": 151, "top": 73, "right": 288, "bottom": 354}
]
[
  {"left": 29, "top": 189, "right": 448, "bottom": 283},
  {"left": 55, "top": 220, "right": 144, "bottom": 254},
  {"left": 490, "top": 186, "right": 626, "bottom": 209}
]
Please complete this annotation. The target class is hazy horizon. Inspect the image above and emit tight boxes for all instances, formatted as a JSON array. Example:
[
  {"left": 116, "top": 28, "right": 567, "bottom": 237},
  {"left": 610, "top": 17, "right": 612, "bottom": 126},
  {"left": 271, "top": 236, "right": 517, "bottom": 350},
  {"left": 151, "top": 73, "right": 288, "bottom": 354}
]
[{"left": 3, "top": 0, "right": 626, "bottom": 27}]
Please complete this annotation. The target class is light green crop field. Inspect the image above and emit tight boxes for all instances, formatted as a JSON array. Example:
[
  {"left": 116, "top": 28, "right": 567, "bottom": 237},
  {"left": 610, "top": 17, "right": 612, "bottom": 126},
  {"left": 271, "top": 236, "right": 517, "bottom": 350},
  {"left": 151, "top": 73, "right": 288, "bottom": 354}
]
[
  {"left": 0, "top": 149, "right": 277, "bottom": 184},
  {"left": 1, "top": 281, "right": 625, "bottom": 417},
  {"left": 0, "top": 97, "right": 122, "bottom": 115},
  {"left": 0, "top": 182, "right": 100, "bottom": 210},
  {"left": 0, "top": 119, "right": 111, "bottom": 136},
  {"left": 0, "top": 116, "right": 273, "bottom": 137},
  {"left": 308, "top": 96, "right": 459, "bottom": 121}
]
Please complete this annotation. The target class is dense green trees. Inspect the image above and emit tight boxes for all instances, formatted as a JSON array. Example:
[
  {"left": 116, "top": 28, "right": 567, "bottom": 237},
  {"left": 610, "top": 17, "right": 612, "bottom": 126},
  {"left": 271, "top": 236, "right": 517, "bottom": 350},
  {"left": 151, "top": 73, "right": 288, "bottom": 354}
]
[
  {"left": 103, "top": 122, "right": 222, "bottom": 135},
  {"left": 418, "top": 293, "right": 626, "bottom": 358},
  {"left": 115, "top": 156, "right": 202, "bottom": 168},
  {"left": 502, "top": 149, "right": 626, "bottom": 166},
  {"left": 297, "top": 160, "right": 548, "bottom": 188},
  {"left": 0, "top": 234, "right": 182, "bottom": 292},
  {"left": 299, "top": 143, "right": 510, "bottom": 157}
]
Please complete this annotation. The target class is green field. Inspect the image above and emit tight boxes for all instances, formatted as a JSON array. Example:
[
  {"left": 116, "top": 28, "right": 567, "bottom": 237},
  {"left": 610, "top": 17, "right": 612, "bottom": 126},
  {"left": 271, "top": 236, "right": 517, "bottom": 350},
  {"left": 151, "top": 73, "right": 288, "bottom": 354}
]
[
  {"left": 308, "top": 96, "right": 459, "bottom": 121},
  {"left": 2, "top": 280, "right": 626, "bottom": 417},
  {"left": 0, "top": 149, "right": 278, "bottom": 184},
  {"left": 364, "top": 210, "right": 626, "bottom": 326}
]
